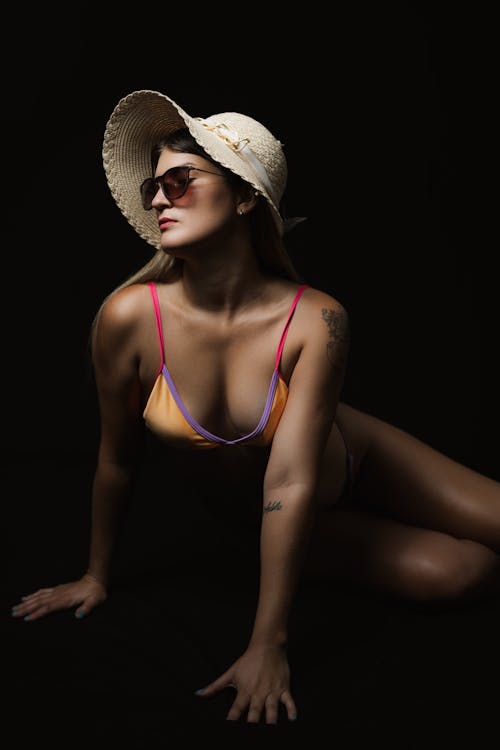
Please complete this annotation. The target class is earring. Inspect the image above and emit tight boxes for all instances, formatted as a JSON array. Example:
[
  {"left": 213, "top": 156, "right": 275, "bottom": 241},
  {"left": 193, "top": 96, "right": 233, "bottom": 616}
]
[{"left": 238, "top": 208, "right": 244, "bottom": 215}]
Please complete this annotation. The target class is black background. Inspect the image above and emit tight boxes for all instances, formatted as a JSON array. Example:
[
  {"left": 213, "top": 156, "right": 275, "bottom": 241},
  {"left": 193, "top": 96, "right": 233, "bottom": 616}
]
[
  {"left": 4, "top": 4, "right": 499, "bottom": 747},
  {"left": 2, "top": 4, "right": 498, "bottom": 473}
]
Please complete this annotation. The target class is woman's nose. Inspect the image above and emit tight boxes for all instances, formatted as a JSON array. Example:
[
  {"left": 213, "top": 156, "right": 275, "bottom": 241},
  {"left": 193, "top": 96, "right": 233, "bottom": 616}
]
[{"left": 151, "top": 186, "right": 173, "bottom": 210}]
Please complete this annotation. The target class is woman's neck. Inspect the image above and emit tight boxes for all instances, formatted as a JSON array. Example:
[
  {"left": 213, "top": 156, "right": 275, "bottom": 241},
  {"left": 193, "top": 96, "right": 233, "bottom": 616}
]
[{"left": 179, "top": 251, "right": 268, "bottom": 318}]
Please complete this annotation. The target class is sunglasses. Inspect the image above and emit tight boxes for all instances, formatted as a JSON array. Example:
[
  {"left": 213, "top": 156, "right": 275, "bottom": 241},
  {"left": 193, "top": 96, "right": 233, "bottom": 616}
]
[{"left": 140, "top": 165, "right": 225, "bottom": 210}]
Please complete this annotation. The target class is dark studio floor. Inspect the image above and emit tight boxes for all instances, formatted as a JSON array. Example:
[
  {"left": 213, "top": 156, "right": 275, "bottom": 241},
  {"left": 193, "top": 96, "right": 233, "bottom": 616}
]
[{"left": 4, "top": 455, "right": 500, "bottom": 749}]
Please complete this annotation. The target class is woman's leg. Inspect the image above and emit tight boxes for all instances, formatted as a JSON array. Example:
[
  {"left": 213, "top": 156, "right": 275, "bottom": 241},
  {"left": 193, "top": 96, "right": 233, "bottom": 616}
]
[
  {"left": 304, "top": 402, "right": 500, "bottom": 602},
  {"left": 339, "top": 402, "right": 500, "bottom": 551},
  {"left": 304, "top": 507, "right": 500, "bottom": 602}
]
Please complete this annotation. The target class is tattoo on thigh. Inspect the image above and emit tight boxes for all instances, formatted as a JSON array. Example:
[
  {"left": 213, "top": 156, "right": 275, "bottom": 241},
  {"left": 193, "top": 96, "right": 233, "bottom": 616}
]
[{"left": 263, "top": 500, "right": 282, "bottom": 513}]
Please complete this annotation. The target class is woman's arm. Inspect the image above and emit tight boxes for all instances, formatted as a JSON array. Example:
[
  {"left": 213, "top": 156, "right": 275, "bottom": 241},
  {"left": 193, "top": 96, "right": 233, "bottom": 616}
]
[
  {"left": 195, "top": 289, "right": 350, "bottom": 722},
  {"left": 86, "top": 288, "right": 146, "bottom": 586},
  {"left": 11, "top": 289, "right": 145, "bottom": 622},
  {"left": 249, "top": 290, "right": 350, "bottom": 647}
]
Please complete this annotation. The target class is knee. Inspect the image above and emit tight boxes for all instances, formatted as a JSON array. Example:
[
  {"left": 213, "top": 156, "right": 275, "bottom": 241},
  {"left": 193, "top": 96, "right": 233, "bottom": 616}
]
[{"left": 400, "top": 539, "right": 495, "bottom": 603}]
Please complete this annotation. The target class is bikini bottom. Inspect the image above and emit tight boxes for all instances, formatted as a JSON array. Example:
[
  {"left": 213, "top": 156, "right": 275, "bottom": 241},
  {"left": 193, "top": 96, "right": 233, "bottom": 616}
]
[{"left": 334, "top": 421, "right": 355, "bottom": 507}]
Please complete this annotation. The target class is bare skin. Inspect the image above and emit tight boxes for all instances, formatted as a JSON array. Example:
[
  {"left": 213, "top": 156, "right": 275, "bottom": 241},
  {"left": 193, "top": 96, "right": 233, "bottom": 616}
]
[
  {"left": 11, "top": 146, "right": 500, "bottom": 726},
  {"left": 306, "top": 402, "right": 500, "bottom": 602}
]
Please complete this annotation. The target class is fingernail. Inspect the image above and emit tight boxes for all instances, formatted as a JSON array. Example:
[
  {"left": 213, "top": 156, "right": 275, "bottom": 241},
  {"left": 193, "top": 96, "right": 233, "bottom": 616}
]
[
  {"left": 291, "top": 712, "right": 298, "bottom": 721},
  {"left": 76, "top": 612, "right": 86, "bottom": 619},
  {"left": 194, "top": 688, "right": 206, "bottom": 695},
  {"left": 23, "top": 615, "right": 31, "bottom": 621}
]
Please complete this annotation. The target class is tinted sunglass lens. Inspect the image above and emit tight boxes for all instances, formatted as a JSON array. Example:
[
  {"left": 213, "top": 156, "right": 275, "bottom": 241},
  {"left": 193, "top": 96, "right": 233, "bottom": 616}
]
[
  {"left": 140, "top": 167, "right": 190, "bottom": 209},
  {"left": 162, "top": 167, "right": 189, "bottom": 200},
  {"left": 140, "top": 179, "right": 156, "bottom": 210}
]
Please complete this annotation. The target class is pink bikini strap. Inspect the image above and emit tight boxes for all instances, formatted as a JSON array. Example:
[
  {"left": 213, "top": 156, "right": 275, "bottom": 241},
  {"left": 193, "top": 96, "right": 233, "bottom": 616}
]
[
  {"left": 147, "top": 280, "right": 309, "bottom": 372},
  {"left": 275, "top": 284, "right": 309, "bottom": 369},
  {"left": 147, "top": 281, "right": 165, "bottom": 367}
]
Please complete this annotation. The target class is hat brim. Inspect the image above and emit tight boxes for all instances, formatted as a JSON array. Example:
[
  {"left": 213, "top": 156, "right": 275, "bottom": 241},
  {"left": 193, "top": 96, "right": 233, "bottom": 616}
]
[{"left": 102, "top": 90, "right": 284, "bottom": 249}]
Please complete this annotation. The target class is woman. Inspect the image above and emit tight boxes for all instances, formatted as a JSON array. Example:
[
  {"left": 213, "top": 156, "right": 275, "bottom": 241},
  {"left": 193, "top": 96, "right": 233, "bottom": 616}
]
[{"left": 11, "top": 90, "right": 500, "bottom": 726}]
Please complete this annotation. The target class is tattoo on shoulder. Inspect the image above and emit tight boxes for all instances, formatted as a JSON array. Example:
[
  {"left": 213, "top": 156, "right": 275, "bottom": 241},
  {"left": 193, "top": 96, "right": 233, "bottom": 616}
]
[
  {"left": 263, "top": 500, "right": 282, "bottom": 513},
  {"left": 321, "top": 307, "right": 350, "bottom": 369}
]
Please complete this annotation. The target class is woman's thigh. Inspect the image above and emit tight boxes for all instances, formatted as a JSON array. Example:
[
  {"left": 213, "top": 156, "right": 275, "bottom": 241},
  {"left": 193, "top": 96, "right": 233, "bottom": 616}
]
[
  {"left": 303, "top": 507, "right": 500, "bottom": 601},
  {"left": 335, "top": 401, "right": 500, "bottom": 552}
]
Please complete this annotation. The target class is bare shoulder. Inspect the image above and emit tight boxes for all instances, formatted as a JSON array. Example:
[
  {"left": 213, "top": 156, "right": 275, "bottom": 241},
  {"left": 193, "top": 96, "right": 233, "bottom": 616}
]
[
  {"left": 92, "top": 283, "right": 151, "bottom": 357},
  {"left": 299, "top": 286, "right": 350, "bottom": 339},
  {"left": 301, "top": 286, "right": 348, "bottom": 313},
  {"left": 293, "top": 286, "right": 351, "bottom": 379},
  {"left": 98, "top": 283, "right": 151, "bottom": 327}
]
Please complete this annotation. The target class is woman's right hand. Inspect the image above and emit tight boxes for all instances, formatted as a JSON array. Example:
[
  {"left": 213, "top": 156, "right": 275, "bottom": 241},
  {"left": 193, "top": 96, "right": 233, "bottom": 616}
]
[{"left": 11, "top": 573, "right": 108, "bottom": 622}]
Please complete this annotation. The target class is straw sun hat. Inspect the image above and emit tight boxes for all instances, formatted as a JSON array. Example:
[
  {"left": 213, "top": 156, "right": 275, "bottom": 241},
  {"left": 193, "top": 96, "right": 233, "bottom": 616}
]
[{"left": 102, "top": 89, "right": 290, "bottom": 249}]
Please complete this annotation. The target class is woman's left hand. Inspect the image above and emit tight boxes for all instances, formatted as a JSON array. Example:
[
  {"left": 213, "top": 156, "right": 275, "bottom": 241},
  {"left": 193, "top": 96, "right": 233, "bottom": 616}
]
[{"left": 194, "top": 643, "right": 298, "bottom": 724}]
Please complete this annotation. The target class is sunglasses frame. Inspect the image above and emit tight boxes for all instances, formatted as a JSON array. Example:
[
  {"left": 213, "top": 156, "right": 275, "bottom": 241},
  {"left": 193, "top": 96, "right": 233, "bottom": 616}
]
[{"left": 140, "top": 165, "right": 225, "bottom": 210}]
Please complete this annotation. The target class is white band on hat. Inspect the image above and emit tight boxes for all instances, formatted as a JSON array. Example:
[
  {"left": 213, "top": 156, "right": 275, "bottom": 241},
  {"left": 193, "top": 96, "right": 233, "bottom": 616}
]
[{"left": 195, "top": 117, "right": 276, "bottom": 201}]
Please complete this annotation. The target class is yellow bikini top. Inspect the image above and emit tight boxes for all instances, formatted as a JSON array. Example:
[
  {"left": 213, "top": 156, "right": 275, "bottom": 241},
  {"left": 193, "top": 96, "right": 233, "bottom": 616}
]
[{"left": 143, "top": 282, "right": 309, "bottom": 449}]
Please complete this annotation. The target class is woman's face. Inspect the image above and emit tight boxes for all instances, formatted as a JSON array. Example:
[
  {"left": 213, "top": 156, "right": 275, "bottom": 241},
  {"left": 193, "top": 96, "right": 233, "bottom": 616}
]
[{"left": 151, "top": 148, "right": 239, "bottom": 250}]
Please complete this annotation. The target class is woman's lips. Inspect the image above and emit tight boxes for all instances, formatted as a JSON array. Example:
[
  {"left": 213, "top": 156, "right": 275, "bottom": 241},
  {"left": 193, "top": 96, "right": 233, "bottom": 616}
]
[{"left": 159, "top": 219, "right": 177, "bottom": 230}]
